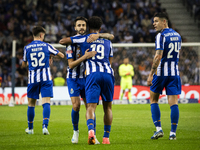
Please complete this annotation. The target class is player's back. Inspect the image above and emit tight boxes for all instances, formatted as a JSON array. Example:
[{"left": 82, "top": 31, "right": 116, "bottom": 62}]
[
  {"left": 23, "top": 40, "right": 58, "bottom": 84},
  {"left": 155, "top": 28, "right": 181, "bottom": 77},
  {"left": 70, "top": 34, "right": 114, "bottom": 76}
]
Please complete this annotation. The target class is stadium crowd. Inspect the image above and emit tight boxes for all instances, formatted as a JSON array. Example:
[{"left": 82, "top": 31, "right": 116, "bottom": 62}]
[{"left": 0, "top": 0, "right": 199, "bottom": 88}]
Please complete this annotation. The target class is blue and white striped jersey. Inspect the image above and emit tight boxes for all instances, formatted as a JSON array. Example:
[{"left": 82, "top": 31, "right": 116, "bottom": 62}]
[
  {"left": 23, "top": 40, "right": 59, "bottom": 84},
  {"left": 70, "top": 33, "right": 114, "bottom": 76},
  {"left": 66, "top": 35, "right": 85, "bottom": 79},
  {"left": 155, "top": 28, "right": 181, "bottom": 76}
]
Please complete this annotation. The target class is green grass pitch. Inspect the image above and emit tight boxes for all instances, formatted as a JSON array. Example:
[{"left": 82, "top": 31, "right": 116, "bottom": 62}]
[{"left": 0, "top": 103, "right": 200, "bottom": 150}]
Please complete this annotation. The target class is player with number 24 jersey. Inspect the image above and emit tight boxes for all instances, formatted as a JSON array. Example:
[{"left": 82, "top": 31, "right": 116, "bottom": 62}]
[{"left": 150, "top": 28, "right": 182, "bottom": 95}]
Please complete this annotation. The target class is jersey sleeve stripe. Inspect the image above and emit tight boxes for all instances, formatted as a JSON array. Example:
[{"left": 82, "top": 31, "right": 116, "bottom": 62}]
[
  {"left": 23, "top": 48, "right": 27, "bottom": 61},
  {"left": 156, "top": 33, "right": 161, "bottom": 49},
  {"left": 110, "top": 42, "right": 113, "bottom": 57},
  {"left": 48, "top": 46, "right": 58, "bottom": 55}
]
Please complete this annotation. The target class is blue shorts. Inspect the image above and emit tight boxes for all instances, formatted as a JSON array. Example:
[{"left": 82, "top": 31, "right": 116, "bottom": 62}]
[
  {"left": 85, "top": 72, "right": 115, "bottom": 103},
  {"left": 67, "top": 78, "right": 86, "bottom": 98},
  {"left": 150, "top": 75, "right": 182, "bottom": 95},
  {"left": 27, "top": 81, "right": 53, "bottom": 99}
]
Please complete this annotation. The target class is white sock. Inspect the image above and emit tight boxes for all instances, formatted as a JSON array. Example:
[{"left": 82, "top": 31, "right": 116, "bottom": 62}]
[
  {"left": 170, "top": 131, "right": 176, "bottom": 136},
  {"left": 156, "top": 127, "right": 162, "bottom": 132}
]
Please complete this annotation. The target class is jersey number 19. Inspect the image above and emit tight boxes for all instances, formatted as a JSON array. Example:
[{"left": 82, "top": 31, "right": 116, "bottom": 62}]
[{"left": 90, "top": 44, "right": 104, "bottom": 60}]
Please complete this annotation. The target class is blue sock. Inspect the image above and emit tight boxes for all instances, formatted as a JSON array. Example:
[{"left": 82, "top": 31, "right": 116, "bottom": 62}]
[
  {"left": 94, "top": 113, "right": 96, "bottom": 134},
  {"left": 27, "top": 106, "right": 35, "bottom": 129},
  {"left": 71, "top": 108, "right": 79, "bottom": 131},
  {"left": 170, "top": 104, "right": 179, "bottom": 133},
  {"left": 151, "top": 103, "right": 161, "bottom": 127},
  {"left": 103, "top": 125, "right": 111, "bottom": 138},
  {"left": 87, "top": 119, "right": 94, "bottom": 131},
  {"left": 42, "top": 103, "right": 50, "bottom": 128}
]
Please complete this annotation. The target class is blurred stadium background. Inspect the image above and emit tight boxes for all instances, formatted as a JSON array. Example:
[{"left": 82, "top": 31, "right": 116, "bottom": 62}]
[{"left": 0, "top": 0, "right": 200, "bottom": 105}]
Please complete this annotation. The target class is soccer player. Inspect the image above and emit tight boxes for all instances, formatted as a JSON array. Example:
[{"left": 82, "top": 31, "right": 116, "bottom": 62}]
[
  {"left": 22, "top": 26, "right": 64, "bottom": 135},
  {"left": 119, "top": 58, "right": 134, "bottom": 103},
  {"left": 60, "top": 16, "right": 114, "bottom": 144},
  {"left": 147, "top": 12, "right": 181, "bottom": 140},
  {"left": 60, "top": 16, "right": 114, "bottom": 145}
]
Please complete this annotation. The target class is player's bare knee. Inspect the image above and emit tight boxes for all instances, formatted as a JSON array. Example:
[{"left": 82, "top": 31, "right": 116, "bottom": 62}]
[
  {"left": 28, "top": 98, "right": 36, "bottom": 106},
  {"left": 73, "top": 104, "right": 80, "bottom": 111}
]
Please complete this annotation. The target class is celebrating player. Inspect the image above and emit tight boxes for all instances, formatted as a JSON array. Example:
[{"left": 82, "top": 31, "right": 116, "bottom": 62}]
[
  {"left": 59, "top": 16, "right": 114, "bottom": 144},
  {"left": 147, "top": 12, "right": 181, "bottom": 140},
  {"left": 119, "top": 57, "right": 134, "bottom": 103},
  {"left": 22, "top": 26, "right": 64, "bottom": 135},
  {"left": 60, "top": 16, "right": 114, "bottom": 145}
]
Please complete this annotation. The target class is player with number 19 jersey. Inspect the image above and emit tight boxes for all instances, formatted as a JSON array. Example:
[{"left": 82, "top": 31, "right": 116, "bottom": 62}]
[
  {"left": 150, "top": 28, "right": 182, "bottom": 95},
  {"left": 23, "top": 40, "right": 59, "bottom": 99},
  {"left": 70, "top": 33, "right": 115, "bottom": 103}
]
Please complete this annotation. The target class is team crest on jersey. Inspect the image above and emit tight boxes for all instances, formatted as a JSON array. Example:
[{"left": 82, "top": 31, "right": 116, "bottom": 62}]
[
  {"left": 70, "top": 88, "right": 74, "bottom": 94},
  {"left": 76, "top": 48, "right": 81, "bottom": 58}
]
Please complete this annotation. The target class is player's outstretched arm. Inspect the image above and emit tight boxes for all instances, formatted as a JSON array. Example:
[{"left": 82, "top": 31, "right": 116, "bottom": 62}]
[
  {"left": 99, "top": 33, "right": 114, "bottom": 40},
  {"left": 59, "top": 37, "right": 72, "bottom": 45},
  {"left": 57, "top": 51, "right": 64, "bottom": 58},
  {"left": 87, "top": 33, "right": 114, "bottom": 43},
  {"left": 147, "top": 50, "right": 163, "bottom": 86},
  {"left": 68, "top": 49, "right": 97, "bottom": 69}
]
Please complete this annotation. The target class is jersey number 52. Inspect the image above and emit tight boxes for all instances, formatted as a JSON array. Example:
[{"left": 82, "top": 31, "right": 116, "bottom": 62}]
[{"left": 30, "top": 52, "right": 45, "bottom": 67}]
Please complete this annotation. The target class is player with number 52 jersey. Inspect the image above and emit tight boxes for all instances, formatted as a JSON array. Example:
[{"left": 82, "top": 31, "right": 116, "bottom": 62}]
[{"left": 22, "top": 26, "right": 64, "bottom": 135}]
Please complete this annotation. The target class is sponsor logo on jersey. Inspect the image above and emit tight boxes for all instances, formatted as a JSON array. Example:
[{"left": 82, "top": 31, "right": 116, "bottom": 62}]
[{"left": 66, "top": 50, "right": 73, "bottom": 54}]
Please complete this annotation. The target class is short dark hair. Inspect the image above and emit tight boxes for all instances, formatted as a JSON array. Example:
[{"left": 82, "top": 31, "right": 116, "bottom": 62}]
[
  {"left": 88, "top": 16, "right": 103, "bottom": 30},
  {"left": 32, "top": 26, "right": 46, "bottom": 37},
  {"left": 74, "top": 16, "right": 88, "bottom": 26},
  {"left": 154, "top": 12, "right": 169, "bottom": 22}
]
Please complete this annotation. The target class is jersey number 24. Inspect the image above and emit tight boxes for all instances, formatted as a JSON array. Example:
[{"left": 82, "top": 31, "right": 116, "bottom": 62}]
[{"left": 167, "top": 42, "right": 180, "bottom": 59}]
